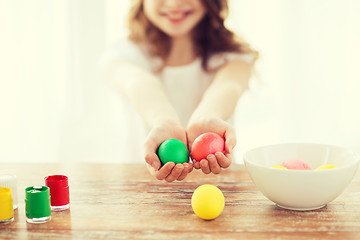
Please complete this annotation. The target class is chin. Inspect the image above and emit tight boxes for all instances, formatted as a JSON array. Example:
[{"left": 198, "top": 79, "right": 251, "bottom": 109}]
[
  {"left": 162, "top": 28, "right": 192, "bottom": 39},
  {"left": 166, "top": 32, "right": 188, "bottom": 39}
]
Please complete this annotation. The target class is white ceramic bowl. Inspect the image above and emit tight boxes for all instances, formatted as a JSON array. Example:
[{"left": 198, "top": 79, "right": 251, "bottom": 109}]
[{"left": 244, "top": 143, "right": 360, "bottom": 211}]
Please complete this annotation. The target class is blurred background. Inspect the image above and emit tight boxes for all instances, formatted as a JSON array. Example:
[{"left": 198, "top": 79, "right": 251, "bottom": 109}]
[{"left": 1, "top": 0, "right": 360, "bottom": 163}]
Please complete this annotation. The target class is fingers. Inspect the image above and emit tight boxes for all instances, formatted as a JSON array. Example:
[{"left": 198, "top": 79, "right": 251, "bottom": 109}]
[
  {"left": 164, "top": 164, "right": 184, "bottom": 182},
  {"left": 165, "top": 163, "right": 194, "bottom": 182},
  {"left": 215, "top": 152, "right": 231, "bottom": 168},
  {"left": 153, "top": 162, "right": 194, "bottom": 182},
  {"left": 197, "top": 154, "right": 223, "bottom": 175},
  {"left": 193, "top": 161, "right": 201, "bottom": 169},
  {"left": 192, "top": 151, "right": 232, "bottom": 175},
  {"left": 177, "top": 163, "right": 190, "bottom": 181},
  {"left": 155, "top": 162, "right": 175, "bottom": 180},
  {"left": 200, "top": 159, "right": 211, "bottom": 174},
  {"left": 156, "top": 152, "right": 230, "bottom": 180},
  {"left": 187, "top": 162, "right": 194, "bottom": 174},
  {"left": 207, "top": 154, "right": 221, "bottom": 174}
]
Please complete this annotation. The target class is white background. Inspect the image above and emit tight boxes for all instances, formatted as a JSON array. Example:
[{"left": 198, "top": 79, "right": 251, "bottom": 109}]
[{"left": 1, "top": 0, "right": 359, "bottom": 163}]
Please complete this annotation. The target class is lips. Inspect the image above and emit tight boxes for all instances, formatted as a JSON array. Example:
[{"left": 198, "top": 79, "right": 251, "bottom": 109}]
[{"left": 161, "top": 10, "right": 192, "bottom": 23}]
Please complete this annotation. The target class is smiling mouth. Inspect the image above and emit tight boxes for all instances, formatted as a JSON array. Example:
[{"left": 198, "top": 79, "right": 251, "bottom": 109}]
[{"left": 161, "top": 10, "right": 193, "bottom": 23}]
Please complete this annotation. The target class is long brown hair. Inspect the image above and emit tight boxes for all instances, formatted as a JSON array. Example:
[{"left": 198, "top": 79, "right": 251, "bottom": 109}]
[{"left": 127, "top": 0, "right": 258, "bottom": 71}]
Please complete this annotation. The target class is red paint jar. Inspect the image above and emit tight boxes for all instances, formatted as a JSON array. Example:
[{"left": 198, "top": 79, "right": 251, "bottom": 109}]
[{"left": 44, "top": 175, "right": 70, "bottom": 211}]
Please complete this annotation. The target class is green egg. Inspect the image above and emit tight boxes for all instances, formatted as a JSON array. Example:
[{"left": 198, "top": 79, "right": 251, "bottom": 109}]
[{"left": 157, "top": 139, "right": 189, "bottom": 165}]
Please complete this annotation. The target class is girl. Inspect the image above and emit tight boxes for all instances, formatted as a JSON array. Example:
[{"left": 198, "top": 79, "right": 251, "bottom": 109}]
[{"left": 100, "top": 0, "right": 258, "bottom": 182}]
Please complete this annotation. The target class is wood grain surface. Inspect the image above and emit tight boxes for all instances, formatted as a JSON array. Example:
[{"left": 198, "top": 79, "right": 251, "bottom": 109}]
[{"left": 0, "top": 163, "right": 359, "bottom": 240}]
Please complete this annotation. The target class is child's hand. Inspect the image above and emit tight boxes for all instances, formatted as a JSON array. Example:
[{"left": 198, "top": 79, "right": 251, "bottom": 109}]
[
  {"left": 144, "top": 120, "right": 193, "bottom": 182},
  {"left": 187, "top": 117, "right": 236, "bottom": 174}
]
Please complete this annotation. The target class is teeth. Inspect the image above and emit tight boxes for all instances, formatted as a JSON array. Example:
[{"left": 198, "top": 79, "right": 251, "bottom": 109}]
[{"left": 168, "top": 13, "right": 185, "bottom": 20}]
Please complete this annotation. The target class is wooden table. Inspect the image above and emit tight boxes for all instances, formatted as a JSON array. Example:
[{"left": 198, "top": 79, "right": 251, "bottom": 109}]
[{"left": 1, "top": 163, "right": 360, "bottom": 240}]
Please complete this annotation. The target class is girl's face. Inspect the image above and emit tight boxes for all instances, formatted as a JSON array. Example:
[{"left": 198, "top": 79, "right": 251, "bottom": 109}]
[{"left": 143, "top": 0, "right": 206, "bottom": 39}]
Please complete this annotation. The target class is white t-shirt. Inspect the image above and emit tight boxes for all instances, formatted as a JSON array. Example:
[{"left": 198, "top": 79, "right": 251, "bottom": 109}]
[{"left": 98, "top": 37, "right": 253, "bottom": 163}]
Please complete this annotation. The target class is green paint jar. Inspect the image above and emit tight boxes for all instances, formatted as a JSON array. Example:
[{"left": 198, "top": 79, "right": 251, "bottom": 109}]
[{"left": 25, "top": 186, "right": 51, "bottom": 223}]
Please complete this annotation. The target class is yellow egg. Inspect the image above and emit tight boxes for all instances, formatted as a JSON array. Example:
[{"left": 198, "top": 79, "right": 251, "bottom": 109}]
[
  {"left": 316, "top": 164, "right": 337, "bottom": 170},
  {"left": 191, "top": 184, "right": 224, "bottom": 220},
  {"left": 271, "top": 165, "right": 288, "bottom": 169}
]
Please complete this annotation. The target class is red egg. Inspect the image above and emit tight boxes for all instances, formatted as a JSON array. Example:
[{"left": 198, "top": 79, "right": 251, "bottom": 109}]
[{"left": 191, "top": 132, "right": 225, "bottom": 162}]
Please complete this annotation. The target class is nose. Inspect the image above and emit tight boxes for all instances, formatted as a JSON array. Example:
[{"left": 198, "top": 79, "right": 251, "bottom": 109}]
[{"left": 164, "top": 0, "right": 183, "bottom": 9}]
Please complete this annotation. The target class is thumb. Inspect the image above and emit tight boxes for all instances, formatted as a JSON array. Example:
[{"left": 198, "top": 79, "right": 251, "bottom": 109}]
[
  {"left": 224, "top": 129, "right": 237, "bottom": 154},
  {"left": 185, "top": 131, "right": 192, "bottom": 150},
  {"left": 186, "top": 131, "right": 197, "bottom": 151},
  {"left": 145, "top": 152, "right": 161, "bottom": 170},
  {"left": 144, "top": 141, "right": 161, "bottom": 170}
]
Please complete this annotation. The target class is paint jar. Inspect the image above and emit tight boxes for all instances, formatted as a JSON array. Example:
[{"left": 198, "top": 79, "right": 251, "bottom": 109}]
[
  {"left": 45, "top": 175, "right": 70, "bottom": 211},
  {"left": 25, "top": 186, "right": 51, "bottom": 223},
  {"left": 0, "top": 174, "right": 18, "bottom": 209},
  {"left": 0, "top": 187, "right": 14, "bottom": 224}
]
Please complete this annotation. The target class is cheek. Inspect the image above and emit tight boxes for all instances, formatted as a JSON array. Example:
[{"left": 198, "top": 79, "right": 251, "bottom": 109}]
[
  {"left": 193, "top": 11, "right": 205, "bottom": 24},
  {"left": 193, "top": 1, "right": 206, "bottom": 17},
  {"left": 191, "top": 5, "right": 206, "bottom": 26},
  {"left": 143, "top": 1, "right": 160, "bottom": 23},
  {"left": 185, "top": 12, "right": 205, "bottom": 31}
]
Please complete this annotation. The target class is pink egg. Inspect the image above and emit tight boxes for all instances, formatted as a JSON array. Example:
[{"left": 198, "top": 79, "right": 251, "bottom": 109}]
[
  {"left": 282, "top": 158, "right": 312, "bottom": 170},
  {"left": 191, "top": 132, "right": 225, "bottom": 162}
]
